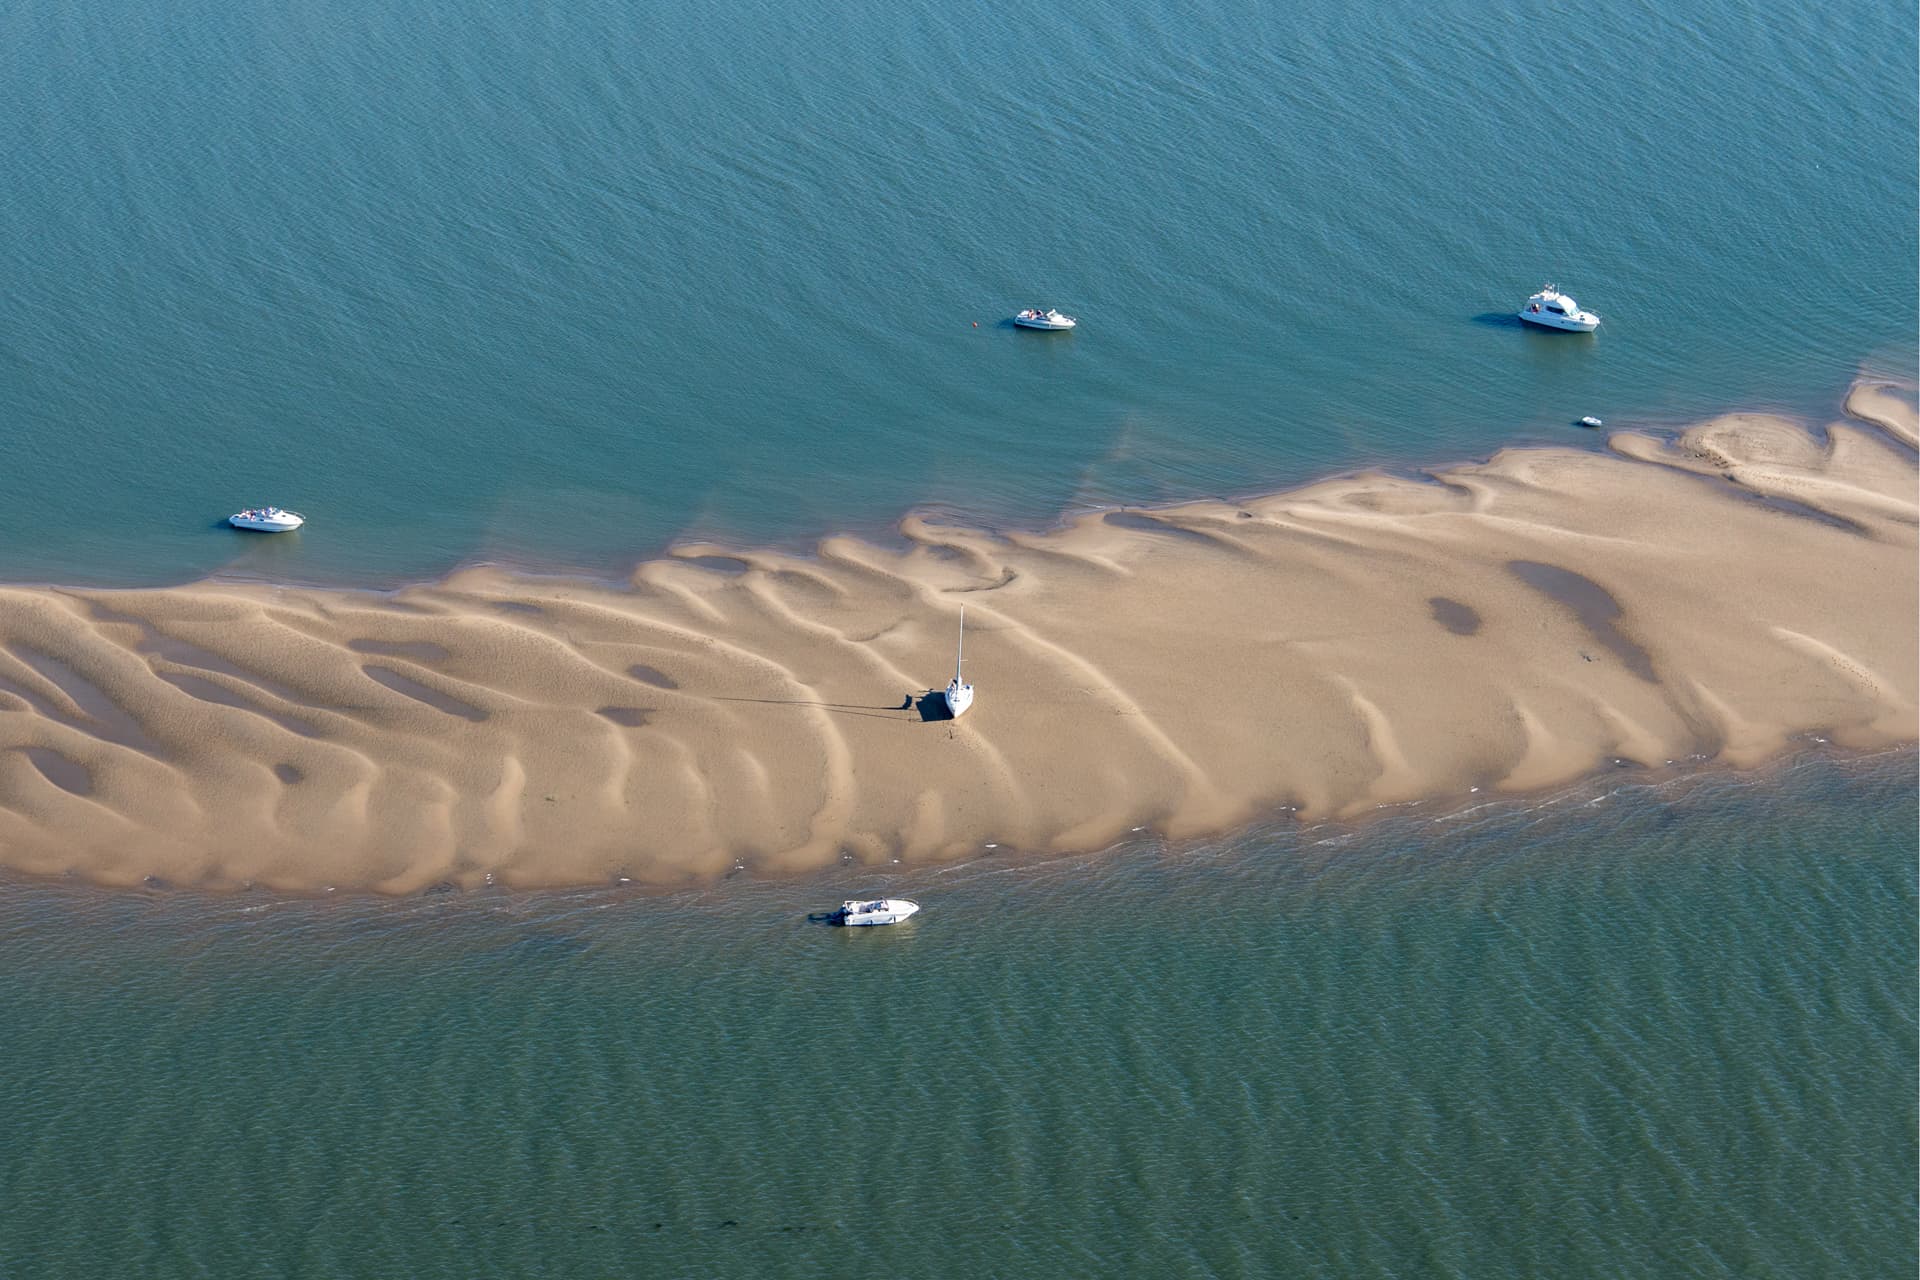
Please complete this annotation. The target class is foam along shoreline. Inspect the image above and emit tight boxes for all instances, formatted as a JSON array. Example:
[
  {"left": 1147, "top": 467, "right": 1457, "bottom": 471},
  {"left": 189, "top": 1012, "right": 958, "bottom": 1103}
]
[{"left": 0, "top": 384, "right": 1913, "bottom": 892}]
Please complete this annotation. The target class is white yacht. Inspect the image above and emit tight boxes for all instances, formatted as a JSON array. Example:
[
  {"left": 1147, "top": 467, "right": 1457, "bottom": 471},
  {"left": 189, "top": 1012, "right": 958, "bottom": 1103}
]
[
  {"left": 1518, "top": 287, "right": 1599, "bottom": 332},
  {"left": 228, "top": 507, "right": 305, "bottom": 532},
  {"left": 831, "top": 898, "right": 921, "bottom": 927},
  {"left": 941, "top": 607, "right": 973, "bottom": 718},
  {"left": 1013, "top": 307, "right": 1076, "bottom": 331}
]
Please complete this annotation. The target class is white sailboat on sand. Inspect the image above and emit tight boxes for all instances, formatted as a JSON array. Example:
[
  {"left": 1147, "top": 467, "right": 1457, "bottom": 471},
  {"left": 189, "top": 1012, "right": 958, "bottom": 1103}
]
[{"left": 941, "top": 607, "right": 973, "bottom": 718}]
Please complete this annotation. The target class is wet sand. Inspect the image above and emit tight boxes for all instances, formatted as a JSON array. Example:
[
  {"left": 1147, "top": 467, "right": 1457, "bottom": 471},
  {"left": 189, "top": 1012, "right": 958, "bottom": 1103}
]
[{"left": 0, "top": 384, "right": 1912, "bottom": 890}]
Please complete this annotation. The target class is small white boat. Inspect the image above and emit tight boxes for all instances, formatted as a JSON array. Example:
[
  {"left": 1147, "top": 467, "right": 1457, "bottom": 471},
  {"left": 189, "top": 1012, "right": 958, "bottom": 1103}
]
[
  {"left": 1578, "top": 415, "right": 1604, "bottom": 428},
  {"left": 942, "top": 606, "right": 973, "bottom": 718},
  {"left": 1013, "top": 307, "right": 1076, "bottom": 331},
  {"left": 832, "top": 898, "right": 920, "bottom": 927},
  {"left": 1519, "top": 286, "right": 1599, "bottom": 332},
  {"left": 228, "top": 507, "right": 305, "bottom": 532}
]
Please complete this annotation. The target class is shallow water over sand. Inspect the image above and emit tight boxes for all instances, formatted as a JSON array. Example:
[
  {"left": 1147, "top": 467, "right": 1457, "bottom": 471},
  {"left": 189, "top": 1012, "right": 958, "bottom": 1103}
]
[
  {"left": 0, "top": 748, "right": 1912, "bottom": 1276},
  {"left": 0, "top": 0, "right": 1913, "bottom": 587}
]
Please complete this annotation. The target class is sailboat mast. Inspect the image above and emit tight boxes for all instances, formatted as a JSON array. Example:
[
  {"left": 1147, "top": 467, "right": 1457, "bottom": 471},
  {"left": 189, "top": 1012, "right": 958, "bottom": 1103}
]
[{"left": 955, "top": 606, "right": 965, "bottom": 684}]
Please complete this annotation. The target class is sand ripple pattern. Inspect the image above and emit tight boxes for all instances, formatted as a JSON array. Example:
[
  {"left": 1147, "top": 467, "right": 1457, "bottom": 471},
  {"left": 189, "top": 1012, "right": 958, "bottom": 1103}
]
[{"left": 0, "top": 388, "right": 1913, "bottom": 890}]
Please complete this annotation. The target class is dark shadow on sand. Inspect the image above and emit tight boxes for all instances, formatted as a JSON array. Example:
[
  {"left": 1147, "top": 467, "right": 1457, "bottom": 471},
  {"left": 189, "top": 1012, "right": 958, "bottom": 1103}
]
[
  {"left": 1428, "top": 596, "right": 1482, "bottom": 636},
  {"left": 707, "top": 694, "right": 915, "bottom": 723},
  {"left": 1102, "top": 511, "right": 1221, "bottom": 545},
  {"left": 1508, "top": 560, "right": 1656, "bottom": 681},
  {"left": 662, "top": 689, "right": 959, "bottom": 723}
]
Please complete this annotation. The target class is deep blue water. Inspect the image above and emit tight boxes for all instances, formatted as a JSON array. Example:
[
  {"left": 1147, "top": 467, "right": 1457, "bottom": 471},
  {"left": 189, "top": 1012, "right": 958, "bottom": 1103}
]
[{"left": 0, "top": 0, "right": 1913, "bottom": 586}]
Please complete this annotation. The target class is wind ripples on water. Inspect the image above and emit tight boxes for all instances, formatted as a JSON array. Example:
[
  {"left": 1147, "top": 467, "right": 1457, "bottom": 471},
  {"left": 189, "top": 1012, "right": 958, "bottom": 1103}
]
[
  {"left": 0, "top": 0, "right": 1914, "bottom": 1269},
  {"left": 0, "top": 0, "right": 1911, "bottom": 586},
  {"left": 0, "top": 748, "right": 1912, "bottom": 1276}
]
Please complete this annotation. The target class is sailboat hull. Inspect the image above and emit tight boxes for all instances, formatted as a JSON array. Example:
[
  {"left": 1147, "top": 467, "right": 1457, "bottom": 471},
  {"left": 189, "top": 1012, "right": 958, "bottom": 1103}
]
[
  {"left": 941, "top": 607, "right": 973, "bottom": 717},
  {"left": 943, "top": 681, "right": 973, "bottom": 718}
]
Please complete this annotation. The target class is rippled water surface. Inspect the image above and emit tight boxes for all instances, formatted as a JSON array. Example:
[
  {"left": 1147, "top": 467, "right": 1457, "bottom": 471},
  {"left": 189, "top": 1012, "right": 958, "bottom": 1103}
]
[
  {"left": 2, "top": 1, "right": 1915, "bottom": 1273},
  {"left": 0, "top": 0, "right": 1913, "bottom": 585},
  {"left": 2, "top": 750, "right": 1913, "bottom": 1276}
]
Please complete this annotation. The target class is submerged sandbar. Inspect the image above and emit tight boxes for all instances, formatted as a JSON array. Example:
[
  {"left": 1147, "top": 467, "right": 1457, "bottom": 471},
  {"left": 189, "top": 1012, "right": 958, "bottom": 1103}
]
[{"left": 0, "top": 384, "right": 1913, "bottom": 891}]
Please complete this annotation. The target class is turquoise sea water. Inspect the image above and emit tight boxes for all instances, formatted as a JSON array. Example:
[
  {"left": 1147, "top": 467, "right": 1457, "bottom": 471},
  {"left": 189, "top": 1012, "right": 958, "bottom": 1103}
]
[
  {"left": 1, "top": 750, "right": 1913, "bottom": 1277},
  {"left": 0, "top": 0, "right": 1913, "bottom": 586},
  {"left": 1, "top": 1, "right": 1915, "bottom": 1274}
]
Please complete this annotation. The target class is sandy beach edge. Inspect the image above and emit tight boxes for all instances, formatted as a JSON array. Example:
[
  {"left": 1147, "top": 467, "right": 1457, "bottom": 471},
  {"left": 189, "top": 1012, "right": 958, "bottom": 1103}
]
[{"left": 0, "top": 381, "right": 1913, "bottom": 892}]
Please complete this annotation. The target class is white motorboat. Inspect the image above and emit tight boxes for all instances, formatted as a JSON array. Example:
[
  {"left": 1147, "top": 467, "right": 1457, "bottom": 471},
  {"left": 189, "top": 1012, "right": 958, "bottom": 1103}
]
[
  {"left": 1013, "top": 307, "right": 1076, "bottom": 331},
  {"left": 228, "top": 507, "right": 305, "bottom": 532},
  {"left": 1578, "top": 415, "right": 1604, "bottom": 428},
  {"left": 1518, "top": 286, "right": 1599, "bottom": 332},
  {"left": 941, "top": 606, "right": 973, "bottom": 718},
  {"left": 831, "top": 898, "right": 920, "bottom": 927}
]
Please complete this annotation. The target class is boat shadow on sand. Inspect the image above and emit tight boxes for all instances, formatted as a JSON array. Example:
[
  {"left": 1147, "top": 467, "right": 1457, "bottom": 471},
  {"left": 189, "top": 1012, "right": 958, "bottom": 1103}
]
[
  {"left": 912, "top": 690, "right": 956, "bottom": 722},
  {"left": 707, "top": 692, "right": 957, "bottom": 723}
]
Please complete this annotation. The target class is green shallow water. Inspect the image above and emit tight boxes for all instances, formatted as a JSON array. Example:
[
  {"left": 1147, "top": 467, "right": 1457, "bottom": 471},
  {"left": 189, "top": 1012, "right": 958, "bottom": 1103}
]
[{"left": 2, "top": 749, "right": 1913, "bottom": 1277}]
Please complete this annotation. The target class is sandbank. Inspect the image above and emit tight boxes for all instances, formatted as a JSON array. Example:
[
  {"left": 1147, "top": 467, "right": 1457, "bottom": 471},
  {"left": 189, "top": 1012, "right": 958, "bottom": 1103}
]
[{"left": 0, "top": 383, "right": 1913, "bottom": 891}]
